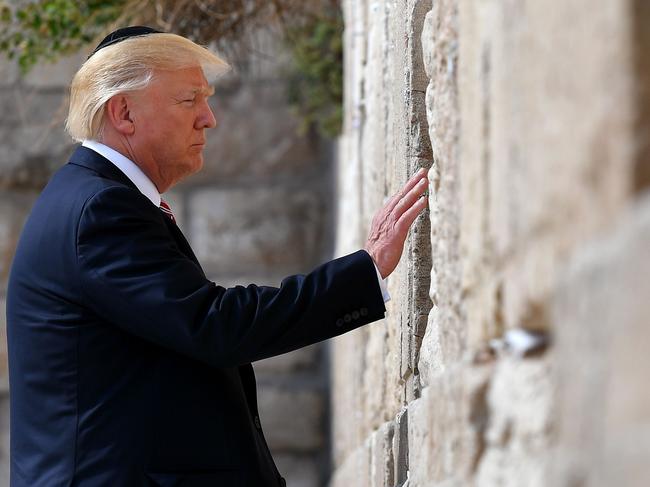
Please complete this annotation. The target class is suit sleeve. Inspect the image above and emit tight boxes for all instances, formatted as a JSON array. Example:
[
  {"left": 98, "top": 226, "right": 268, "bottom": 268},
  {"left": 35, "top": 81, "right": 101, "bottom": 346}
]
[{"left": 76, "top": 186, "right": 386, "bottom": 368}]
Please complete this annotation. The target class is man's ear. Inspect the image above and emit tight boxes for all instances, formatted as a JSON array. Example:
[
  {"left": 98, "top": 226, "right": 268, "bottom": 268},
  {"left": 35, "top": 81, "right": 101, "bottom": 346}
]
[{"left": 105, "top": 95, "right": 135, "bottom": 136}]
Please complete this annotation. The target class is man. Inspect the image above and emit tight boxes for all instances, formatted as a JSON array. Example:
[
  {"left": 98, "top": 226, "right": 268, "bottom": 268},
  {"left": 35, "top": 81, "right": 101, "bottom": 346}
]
[{"left": 6, "top": 27, "right": 428, "bottom": 486}]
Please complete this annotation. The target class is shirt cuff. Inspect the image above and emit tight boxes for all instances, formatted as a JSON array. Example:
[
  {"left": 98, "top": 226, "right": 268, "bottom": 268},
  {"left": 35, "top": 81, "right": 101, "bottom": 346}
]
[{"left": 372, "top": 261, "right": 391, "bottom": 303}]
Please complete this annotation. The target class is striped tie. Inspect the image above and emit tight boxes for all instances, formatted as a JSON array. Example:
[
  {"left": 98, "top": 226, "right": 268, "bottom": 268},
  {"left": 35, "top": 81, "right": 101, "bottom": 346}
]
[{"left": 159, "top": 199, "right": 176, "bottom": 224}]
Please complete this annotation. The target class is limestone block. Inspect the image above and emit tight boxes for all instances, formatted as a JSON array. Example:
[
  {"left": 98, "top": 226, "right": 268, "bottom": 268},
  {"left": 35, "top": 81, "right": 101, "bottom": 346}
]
[
  {"left": 475, "top": 357, "right": 554, "bottom": 487},
  {"left": 328, "top": 439, "right": 371, "bottom": 487},
  {"left": 362, "top": 320, "right": 391, "bottom": 433},
  {"left": 334, "top": 134, "right": 364, "bottom": 256},
  {"left": 483, "top": 356, "right": 553, "bottom": 452},
  {"left": 418, "top": 0, "right": 464, "bottom": 383},
  {"left": 273, "top": 454, "right": 320, "bottom": 487},
  {"left": 330, "top": 328, "right": 370, "bottom": 467},
  {"left": 258, "top": 386, "right": 324, "bottom": 451},
  {"left": 409, "top": 365, "right": 493, "bottom": 486},
  {"left": 188, "top": 186, "right": 326, "bottom": 277},
  {"left": 360, "top": 0, "right": 389, "bottom": 236},
  {"left": 477, "top": 0, "right": 633, "bottom": 262},
  {"left": 476, "top": 445, "right": 550, "bottom": 487},
  {"left": 254, "top": 343, "right": 320, "bottom": 374},
  {"left": 407, "top": 387, "right": 433, "bottom": 485},
  {"left": 551, "top": 194, "right": 650, "bottom": 487},
  {"left": 370, "top": 421, "right": 394, "bottom": 487}
]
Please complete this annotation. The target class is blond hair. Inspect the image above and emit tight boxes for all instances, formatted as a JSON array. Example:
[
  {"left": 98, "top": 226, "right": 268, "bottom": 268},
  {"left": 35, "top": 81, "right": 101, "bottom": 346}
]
[{"left": 66, "top": 33, "right": 230, "bottom": 142}]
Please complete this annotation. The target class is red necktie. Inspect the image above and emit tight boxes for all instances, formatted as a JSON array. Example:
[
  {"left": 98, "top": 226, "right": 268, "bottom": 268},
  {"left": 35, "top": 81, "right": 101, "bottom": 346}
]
[{"left": 159, "top": 199, "right": 176, "bottom": 224}]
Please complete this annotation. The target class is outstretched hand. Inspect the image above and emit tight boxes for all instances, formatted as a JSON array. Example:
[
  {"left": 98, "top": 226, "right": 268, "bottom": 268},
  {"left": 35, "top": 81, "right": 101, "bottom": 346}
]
[{"left": 364, "top": 168, "right": 429, "bottom": 279}]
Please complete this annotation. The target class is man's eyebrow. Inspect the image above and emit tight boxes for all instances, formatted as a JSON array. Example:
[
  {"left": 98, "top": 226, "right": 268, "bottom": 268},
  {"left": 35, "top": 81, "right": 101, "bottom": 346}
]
[{"left": 192, "top": 86, "right": 215, "bottom": 96}]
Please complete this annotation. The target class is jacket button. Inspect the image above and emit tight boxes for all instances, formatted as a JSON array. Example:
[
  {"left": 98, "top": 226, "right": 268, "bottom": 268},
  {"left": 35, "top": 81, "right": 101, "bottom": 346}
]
[
  {"left": 344, "top": 313, "right": 352, "bottom": 323},
  {"left": 279, "top": 477, "right": 286, "bottom": 487},
  {"left": 336, "top": 318, "right": 344, "bottom": 327},
  {"left": 254, "top": 416, "right": 262, "bottom": 429},
  {"left": 360, "top": 307, "right": 368, "bottom": 317},
  {"left": 352, "top": 310, "right": 360, "bottom": 320}
]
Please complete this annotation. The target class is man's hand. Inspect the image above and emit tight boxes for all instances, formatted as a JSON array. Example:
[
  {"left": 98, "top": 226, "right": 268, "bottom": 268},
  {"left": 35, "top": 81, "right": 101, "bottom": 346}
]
[{"left": 364, "top": 168, "right": 429, "bottom": 279}]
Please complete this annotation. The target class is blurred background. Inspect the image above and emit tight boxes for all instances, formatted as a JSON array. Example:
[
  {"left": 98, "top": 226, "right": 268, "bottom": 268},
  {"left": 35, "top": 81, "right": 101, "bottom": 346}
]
[{"left": 1, "top": 0, "right": 649, "bottom": 486}]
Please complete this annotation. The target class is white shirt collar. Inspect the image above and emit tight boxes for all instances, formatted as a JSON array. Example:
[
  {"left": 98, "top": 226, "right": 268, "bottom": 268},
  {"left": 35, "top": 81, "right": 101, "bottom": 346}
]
[{"left": 82, "top": 140, "right": 162, "bottom": 207}]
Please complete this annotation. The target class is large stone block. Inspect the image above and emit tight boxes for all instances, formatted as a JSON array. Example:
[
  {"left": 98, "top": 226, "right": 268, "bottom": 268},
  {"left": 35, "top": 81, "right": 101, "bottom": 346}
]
[
  {"left": 551, "top": 194, "right": 650, "bottom": 487},
  {"left": 328, "top": 439, "right": 371, "bottom": 487},
  {"left": 258, "top": 386, "right": 324, "bottom": 451},
  {"left": 188, "top": 186, "right": 327, "bottom": 277},
  {"left": 370, "top": 421, "right": 394, "bottom": 487}
]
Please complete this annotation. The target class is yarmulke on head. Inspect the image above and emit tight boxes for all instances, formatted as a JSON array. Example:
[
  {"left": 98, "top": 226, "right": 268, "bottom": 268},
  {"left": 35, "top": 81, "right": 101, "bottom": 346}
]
[{"left": 89, "top": 26, "right": 162, "bottom": 58}]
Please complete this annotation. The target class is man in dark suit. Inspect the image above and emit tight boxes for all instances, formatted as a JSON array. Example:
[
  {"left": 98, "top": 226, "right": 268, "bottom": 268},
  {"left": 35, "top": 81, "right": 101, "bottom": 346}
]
[{"left": 6, "top": 27, "right": 428, "bottom": 486}]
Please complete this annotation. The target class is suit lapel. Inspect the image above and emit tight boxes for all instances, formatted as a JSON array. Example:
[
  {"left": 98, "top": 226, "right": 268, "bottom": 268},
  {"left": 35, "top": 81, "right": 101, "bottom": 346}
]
[
  {"left": 161, "top": 216, "right": 204, "bottom": 271},
  {"left": 68, "top": 145, "right": 138, "bottom": 191},
  {"left": 69, "top": 145, "right": 205, "bottom": 272}
]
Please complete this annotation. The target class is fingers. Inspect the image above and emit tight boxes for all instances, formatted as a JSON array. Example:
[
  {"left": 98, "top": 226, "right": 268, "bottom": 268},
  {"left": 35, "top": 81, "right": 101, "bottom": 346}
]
[
  {"left": 386, "top": 167, "right": 428, "bottom": 213},
  {"left": 396, "top": 193, "right": 428, "bottom": 235},
  {"left": 393, "top": 177, "right": 428, "bottom": 218}
]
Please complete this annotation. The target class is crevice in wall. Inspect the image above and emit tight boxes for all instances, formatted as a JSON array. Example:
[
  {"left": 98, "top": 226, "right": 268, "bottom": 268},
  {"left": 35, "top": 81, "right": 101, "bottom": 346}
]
[
  {"left": 406, "top": 0, "right": 434, "bottom": 399},
  {"left": 632, "top": 0, "right": 650, "bottom": 194},
  {"left": 480, "top": 42, "right": 494, "bottom": 265},
  {"left": 468, "top": 376, "right": 491, "bottom": 474}
]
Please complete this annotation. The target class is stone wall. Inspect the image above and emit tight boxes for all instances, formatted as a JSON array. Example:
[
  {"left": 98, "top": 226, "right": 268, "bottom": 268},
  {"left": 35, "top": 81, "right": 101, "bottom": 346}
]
[
  {"left": 0, "top": 37, "right": 334, "bottom": 486},
  {"left": 330, "top": 0, "right": 650, "bottom": 486}
]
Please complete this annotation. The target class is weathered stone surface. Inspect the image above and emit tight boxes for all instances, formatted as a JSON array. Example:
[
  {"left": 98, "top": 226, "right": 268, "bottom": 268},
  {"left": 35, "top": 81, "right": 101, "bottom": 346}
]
[
  {"left": 330, "top": 327, "right": 369, "bottom": 467},
  {"left": 476, "top": 356, "right": 553, "bottom": 486},
  {"left": 369, "top": 420, "right": 394, "bottom": 487},
  {"left": 418, "top": 0, "right": 463, "bottom": 385},
  {"left": 188, "top": 186, "right": 327, "bottom": 276},
  {"left": 328, "top": 439, "right": 371, "bottom": 487},
  {"left": 551, "top": 194, "right": 650, "bottom": 487},
  {"left": 258, "top": 386, "right": 324, "bottom": 451}
]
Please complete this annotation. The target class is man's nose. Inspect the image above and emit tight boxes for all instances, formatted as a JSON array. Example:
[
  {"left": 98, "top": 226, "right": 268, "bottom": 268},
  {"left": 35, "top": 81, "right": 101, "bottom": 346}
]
[{"left": 197, "top": 101, "right": 217, "bottom": 129}]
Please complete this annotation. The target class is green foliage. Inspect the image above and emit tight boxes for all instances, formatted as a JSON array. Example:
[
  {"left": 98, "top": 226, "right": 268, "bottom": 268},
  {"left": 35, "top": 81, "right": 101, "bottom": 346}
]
[
  {"left": 285, "top": 9, "right": 343, "bottom": 138},
  {"left": 0, "top": 0, "right": 129, "bottom": 73}
]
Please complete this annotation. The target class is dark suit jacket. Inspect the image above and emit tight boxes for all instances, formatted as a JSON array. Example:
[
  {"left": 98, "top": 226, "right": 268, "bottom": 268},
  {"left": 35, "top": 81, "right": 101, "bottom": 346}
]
[{"left": 6, "top": 146, "right": 386, "bottom": 486}]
